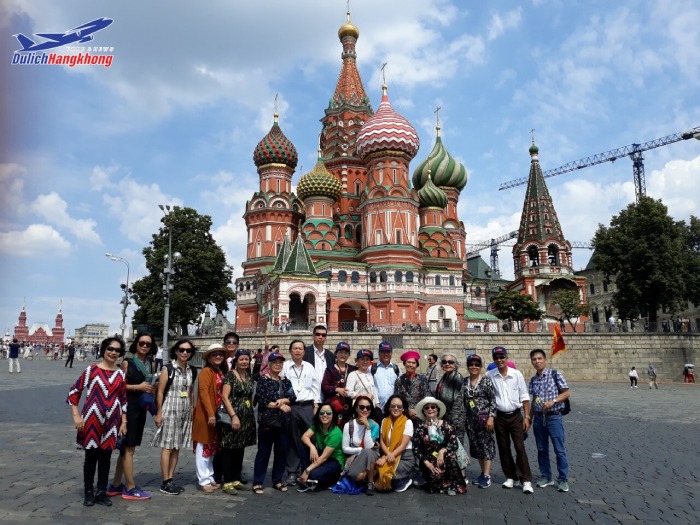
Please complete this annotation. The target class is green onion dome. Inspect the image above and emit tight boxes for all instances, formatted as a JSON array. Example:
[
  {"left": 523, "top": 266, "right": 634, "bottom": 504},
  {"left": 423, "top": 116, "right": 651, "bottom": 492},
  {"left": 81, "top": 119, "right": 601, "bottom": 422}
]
[
  {"left": 253, "top": 112, "right": 298, "bottom": 169},
  {"left": 296, "top": 153, "right": 342, "bottom": 202},
  {"left": 418, "top": 173, "right": 448, "bottom": 209},
  {"left": 412, "top": 126, "right": 467, "bottom": 191}
]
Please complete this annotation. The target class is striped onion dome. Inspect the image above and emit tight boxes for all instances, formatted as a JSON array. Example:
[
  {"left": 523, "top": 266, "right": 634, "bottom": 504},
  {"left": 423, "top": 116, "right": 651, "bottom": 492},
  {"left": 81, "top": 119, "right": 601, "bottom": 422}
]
[
  {"left": 355, "top": 85, "right": 419, "bottom": 161},
  {"left": 418, "top": 173, "right": 448, "bottom": 209},
  {"left": 412, "top": 125, "right": 467, "bottom": 191},
  {"left": 296, "top": 152, "right": 342, "bottom": 202},
  {"left": 253, "top": 112, "right": 298, "bottom": 169}
]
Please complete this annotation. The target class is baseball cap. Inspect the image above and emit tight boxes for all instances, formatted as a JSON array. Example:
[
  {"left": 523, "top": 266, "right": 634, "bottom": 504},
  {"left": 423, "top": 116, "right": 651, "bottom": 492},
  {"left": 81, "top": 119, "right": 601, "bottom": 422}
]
[
  {"left": 335, "top": 341, "right": 351, "bottom": 353},
  {"left": 466, "top": 354, "right": 483, "bottom": 365},
  {"left": 492, "top": 346, "right": 508, "bottom": 357},
  {"left": 268, "top": 351, "right": 285, "bottom": 362},
  {"left": 378, "top": 342, "right": 393, "bottom": 352},
  {"left": 356, "top": 349, "right": 374, "bottom": 360}
]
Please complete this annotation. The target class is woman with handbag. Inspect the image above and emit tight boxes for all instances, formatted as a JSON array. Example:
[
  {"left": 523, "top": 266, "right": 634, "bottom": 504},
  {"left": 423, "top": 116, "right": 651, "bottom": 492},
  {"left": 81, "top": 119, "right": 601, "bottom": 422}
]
[
  {"left": 252, "top": 351, "right": 295, "bottom": 494},
  {"left": 413, "top": 397, "right": 467, "bottom": 496},
  {"left": 462, "top": 354, "right": 496, "bottom": 489},
  {"left": 151, "top": 338, "right": 198, "bottom": 495},
  {"left": 393, "top": 350, "right": 428, "bottom": 421},
  {"left": 435, "top": 352, "right": 466, "bottom": 442},
  {"left": 192, "top": 343, "right": 228, "bottom": 493},
  {"left": 108, "top": 332, "right": 157, "bottom": 500},
  {"left": 375, "top": 395, "right": 415, "bottom": 493},
  {"left": 341, "top": 395, "right": 381, "bottom": 495},
  {"left": 219, "top": 349, "right": 257, "bottom": 495},
  {"left": 321, "top": 342, "right": 356, "bottom": 426}
]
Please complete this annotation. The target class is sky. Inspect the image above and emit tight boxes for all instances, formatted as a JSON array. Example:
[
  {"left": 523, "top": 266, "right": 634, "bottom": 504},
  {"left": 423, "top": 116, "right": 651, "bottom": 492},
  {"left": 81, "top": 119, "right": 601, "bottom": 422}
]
[{"left": 1, "top": 0, "right": 699, "bottom": 339}]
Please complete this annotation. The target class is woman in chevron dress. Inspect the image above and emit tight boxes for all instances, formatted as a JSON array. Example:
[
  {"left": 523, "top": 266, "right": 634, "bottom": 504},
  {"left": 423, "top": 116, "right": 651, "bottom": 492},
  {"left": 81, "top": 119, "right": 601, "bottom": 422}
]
[{"left": 67, "top": 337, "right": 127, "bottom": 507}]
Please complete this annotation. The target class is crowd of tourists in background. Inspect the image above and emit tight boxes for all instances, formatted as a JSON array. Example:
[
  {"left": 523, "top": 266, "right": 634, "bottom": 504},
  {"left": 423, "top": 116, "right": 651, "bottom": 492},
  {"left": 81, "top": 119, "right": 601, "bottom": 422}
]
[{"left": 64, "top": 325, "right": 584, "bottom": 507}]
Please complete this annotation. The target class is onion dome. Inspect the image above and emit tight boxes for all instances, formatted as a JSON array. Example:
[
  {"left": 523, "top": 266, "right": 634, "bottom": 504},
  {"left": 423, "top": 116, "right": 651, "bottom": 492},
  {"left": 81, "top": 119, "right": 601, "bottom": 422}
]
[
  {"left": 412, "top": 125, "right": 467, "bottom": 191},
  {"left": 418, "top": 173, "right": 448, "bottom": 209},
  {"left": 253, "top": 112, "right": 298, "bottom": 169},
  {"left": 529, "top": 142, "right": 539, "bottom": 155},
  {"left": 296, "top": 151, "right": 342, "bottom": 202},
  {"left": 338, "top": 10, "right": 359, "bottom": 40},
  {"left": 355, "top": 85, "right": 420, "bottom": 161}
]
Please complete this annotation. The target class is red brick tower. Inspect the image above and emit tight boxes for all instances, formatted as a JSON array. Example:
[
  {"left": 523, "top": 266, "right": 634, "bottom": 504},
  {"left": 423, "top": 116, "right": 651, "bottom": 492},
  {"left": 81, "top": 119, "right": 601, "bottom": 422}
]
[{"left": 13, "top": 303, "right": 29, "bottom": 341}]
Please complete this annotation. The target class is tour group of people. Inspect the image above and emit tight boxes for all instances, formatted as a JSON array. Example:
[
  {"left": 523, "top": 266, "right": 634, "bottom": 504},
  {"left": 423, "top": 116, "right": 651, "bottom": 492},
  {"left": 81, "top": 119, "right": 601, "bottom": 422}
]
[{"left": 66, "top": 326, "right": 571, "bottom": 506}]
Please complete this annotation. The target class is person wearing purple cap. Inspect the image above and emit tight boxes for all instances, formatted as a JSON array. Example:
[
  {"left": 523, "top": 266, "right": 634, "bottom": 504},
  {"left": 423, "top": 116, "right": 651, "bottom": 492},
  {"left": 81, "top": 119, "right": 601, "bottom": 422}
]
[
  {"left": 487, "top": 346, "right": 533, "bottom": 494},
  {"left": 373, "top": 342, "right": 400, "bottom": 410},
  {"left": 321, "top": 342, "right": 357, "bottom": 426},
  {"left": 346, "top": 349, "right": 381, "bottom": 420},
  {"left": 394, "top": 350, "right": 428, "bottom": 420}
]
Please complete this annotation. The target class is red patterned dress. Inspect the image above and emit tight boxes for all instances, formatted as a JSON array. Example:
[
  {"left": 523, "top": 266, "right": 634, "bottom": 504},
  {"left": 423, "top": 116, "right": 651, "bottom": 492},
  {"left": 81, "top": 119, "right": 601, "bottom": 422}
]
[{"left": 67, "top": 365, "right": 127, "bottom": 450}]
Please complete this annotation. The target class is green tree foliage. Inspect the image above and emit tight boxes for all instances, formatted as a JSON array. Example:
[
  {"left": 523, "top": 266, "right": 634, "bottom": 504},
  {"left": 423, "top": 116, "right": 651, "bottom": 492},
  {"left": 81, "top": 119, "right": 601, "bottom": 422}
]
[
  {"left": 549, "top": 288, "right": 590, "bottom": 329},
  {"left": 131, "top": 207, "right": 235, "bottom": 337},
  {"left": 491, "top": 290, "right": 542, "bottom": 332},
  {"left": 593, "top": 197, "right": 696, "bottom": 325}
]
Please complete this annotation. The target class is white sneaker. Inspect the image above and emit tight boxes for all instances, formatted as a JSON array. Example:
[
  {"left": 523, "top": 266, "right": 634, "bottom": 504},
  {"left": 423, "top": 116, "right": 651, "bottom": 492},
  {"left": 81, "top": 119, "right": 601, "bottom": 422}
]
[
  {"left": 522, "top": 481, "right": 534, "bottom": 494},
  {"left": 502, "top": 478, "right": 520, "bottom": 489}
]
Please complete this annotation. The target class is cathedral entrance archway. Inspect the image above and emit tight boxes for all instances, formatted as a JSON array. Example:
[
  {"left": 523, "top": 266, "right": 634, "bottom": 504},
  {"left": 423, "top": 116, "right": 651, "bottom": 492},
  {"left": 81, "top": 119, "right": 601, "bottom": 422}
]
[
  {"left": 289, "top": 292, "right": 315, "bottom": 330},
  {"left": 338, "top": 302, "right": 368, "bottom": 331}
]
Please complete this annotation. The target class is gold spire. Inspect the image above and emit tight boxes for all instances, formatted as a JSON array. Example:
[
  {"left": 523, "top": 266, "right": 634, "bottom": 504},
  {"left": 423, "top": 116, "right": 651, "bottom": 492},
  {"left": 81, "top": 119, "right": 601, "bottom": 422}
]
[{"left": 338, "top": 1, "right": 359, "bottom": 40}]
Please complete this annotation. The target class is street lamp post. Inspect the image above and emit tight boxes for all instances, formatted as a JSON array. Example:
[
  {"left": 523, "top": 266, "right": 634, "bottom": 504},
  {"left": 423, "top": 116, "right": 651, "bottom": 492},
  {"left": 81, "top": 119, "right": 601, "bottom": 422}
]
[
  {"left": 159, "top": 205, "right": 181, "bottom": 350},
  {"left": 105, "top": 253, "right": 130, "bottom": 339}
]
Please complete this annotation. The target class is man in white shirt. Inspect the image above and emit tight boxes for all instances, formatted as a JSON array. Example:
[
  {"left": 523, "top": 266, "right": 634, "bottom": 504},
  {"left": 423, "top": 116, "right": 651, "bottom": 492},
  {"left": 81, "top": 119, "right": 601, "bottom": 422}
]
[
  {"left": 283, "top": 339, "right": 320, "bottom": 486},
  {"left": 373, "top": 342, "right": 399, "bottom": 409},
  {"left": 303, "top": 324, "right": 335, "bottom": 401},
  {"left": 487, "top": 345, "right": 534, "bottom": 494}
]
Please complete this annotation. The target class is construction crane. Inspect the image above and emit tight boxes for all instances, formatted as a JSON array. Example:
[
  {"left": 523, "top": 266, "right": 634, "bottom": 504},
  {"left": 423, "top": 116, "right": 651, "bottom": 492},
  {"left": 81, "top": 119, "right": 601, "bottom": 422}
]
[
  {"left": 498, "top": 126, "right": 700, "bottom": 202},
  {"left": 467, "top": 234, "right": 593, "bottom": 276}
]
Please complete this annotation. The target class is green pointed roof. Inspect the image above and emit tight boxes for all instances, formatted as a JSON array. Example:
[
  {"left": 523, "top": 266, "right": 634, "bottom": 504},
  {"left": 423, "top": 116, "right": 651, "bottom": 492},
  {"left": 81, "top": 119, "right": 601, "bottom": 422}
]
[
  {"left": 413, "top": 126, "right": 467, "bottom": 191},
  {"left": 271, "top": 236, "right": 293, "bottom": 273},
  {"left": 418, "top": 173, "right": 448, "bottom": 209},
  {"left": 282, "top": 235, "right": 318, "bottom": 276}
]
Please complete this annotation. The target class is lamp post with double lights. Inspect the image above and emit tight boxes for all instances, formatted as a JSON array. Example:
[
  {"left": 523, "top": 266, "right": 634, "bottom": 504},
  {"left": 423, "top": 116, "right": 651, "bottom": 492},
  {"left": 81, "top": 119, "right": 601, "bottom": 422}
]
[
  {"left": 105, "top": 253, "right": 131, "bottom": 339},
  {"left": 159, "top": 205, "right": 181, "bottom": 350}
]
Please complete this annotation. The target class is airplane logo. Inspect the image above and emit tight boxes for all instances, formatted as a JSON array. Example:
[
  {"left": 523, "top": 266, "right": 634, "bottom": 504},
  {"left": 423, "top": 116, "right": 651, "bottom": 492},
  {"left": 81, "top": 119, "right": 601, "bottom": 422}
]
[{"left": 14, "top": 17, "right": 113, "bottom": 52}]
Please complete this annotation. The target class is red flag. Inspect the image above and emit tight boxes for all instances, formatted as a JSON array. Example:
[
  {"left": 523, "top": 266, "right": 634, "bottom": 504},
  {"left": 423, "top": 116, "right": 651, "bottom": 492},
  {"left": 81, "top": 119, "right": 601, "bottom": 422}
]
[{"left": 551, "top": 323, "right": 566, "bottom": 356}]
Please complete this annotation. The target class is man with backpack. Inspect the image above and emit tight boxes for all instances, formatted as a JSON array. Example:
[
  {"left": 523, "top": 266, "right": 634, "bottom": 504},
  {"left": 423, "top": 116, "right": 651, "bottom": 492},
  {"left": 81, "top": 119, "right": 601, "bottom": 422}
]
[
  {"left": 528, "top": 348, "right": 570, "bottom": 493},
  {"left": 372, "top": 342, "right": 399, "bottom": 410}
]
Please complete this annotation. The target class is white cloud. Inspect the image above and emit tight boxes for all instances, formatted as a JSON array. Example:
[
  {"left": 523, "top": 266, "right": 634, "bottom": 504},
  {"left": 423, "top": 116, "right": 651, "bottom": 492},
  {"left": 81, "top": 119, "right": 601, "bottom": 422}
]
[
  {"left": 0, "top": 224, "right": 71, "bottom": 257},
  {"left": 487, "top": 8, "right": 523, "bottom": 40},
  {"left": 29, "top": 192, "right": 102, "bottom": 244},
  {"left": 647, "top": 154, "right": 700, "bottom": 219},
  {"left": 0, "top": 163, "right": 25, "bottom": 220}
]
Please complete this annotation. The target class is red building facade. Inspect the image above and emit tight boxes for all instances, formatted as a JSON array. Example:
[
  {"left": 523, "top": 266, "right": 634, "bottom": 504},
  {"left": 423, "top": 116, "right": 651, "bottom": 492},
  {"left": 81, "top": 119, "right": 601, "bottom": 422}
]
[{"left": 13, "top": 303, "right": 66, "bottom": 345}]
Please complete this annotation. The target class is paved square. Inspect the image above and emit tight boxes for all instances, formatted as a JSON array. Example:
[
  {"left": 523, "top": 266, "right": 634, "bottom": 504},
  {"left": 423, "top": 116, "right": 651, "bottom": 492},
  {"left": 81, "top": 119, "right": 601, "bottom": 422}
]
[{"left": 1, "top": 358, "right": 698, "bottom": 524}]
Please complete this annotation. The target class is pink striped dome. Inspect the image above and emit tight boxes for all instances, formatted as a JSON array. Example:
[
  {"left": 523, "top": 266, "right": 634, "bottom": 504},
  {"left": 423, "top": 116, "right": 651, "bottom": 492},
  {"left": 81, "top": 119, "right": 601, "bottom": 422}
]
[{"left": 356, "top": 86, "right": 419, "bottom": 161}]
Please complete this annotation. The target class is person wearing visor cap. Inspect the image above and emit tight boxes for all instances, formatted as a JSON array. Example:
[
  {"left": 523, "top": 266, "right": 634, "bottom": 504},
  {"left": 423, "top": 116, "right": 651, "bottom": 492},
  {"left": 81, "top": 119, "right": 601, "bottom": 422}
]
[
  {"left": 346, "top": 349, "right": 380, "bottom": 419},
  {"left": 321, "top": 342, "right": 357, "bottom": 426},
  {"left": 487, "top": 346, "right": 533, "bottom": 494}
]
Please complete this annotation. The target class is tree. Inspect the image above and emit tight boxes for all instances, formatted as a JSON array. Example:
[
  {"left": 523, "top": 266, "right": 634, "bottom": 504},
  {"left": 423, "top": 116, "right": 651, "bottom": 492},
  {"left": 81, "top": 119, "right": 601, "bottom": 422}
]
[
  {"left": 593, "top": 197, "right": 691, "bottom": 326},
  {"left": 131, "top": 207, "right": 235, "bottom": 337},
  {"left": 491, "top": 290, "right": 542, "bottom": 332},
  {"left": 549, "top": 288, "right": 590, "bottom": 330}
]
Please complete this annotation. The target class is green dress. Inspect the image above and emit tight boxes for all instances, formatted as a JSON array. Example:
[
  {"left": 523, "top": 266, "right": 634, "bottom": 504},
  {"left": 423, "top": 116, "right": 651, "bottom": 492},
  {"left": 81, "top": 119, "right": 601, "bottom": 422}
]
[{"left": 219, "top": 371, "right": 257, "bottom": 449}]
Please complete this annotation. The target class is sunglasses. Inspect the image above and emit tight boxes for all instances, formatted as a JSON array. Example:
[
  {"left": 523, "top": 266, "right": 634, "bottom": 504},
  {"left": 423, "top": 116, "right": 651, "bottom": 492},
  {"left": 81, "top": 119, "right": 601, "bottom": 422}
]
[
  {"left": 424, "top": 405, "right": 438, "bottom": 410},
  {"left": 178, "top": 348, "right": 194, "bottom": 354},
  {"left": 314, "top": 333, "right": 327, "bottom": 337},
  {"left": 357, "top": 405, "right": 371, "bottom": 411},
  {"left": 224, "top": 340, "right": 239, "bottom": 345},
  {"left": 441, "top": 360, "right": 456, "bottom": 365},
  {"left": 389, "top": 404, "right": 403, "bottom": 409},
  {"left": 467, "top": 362, "right": 481, "bottom": 367},
  {"left": 210, "top": 352, "right": 225, "bottom": 358},
  {"left": 105, "top": 346, "right": 121, "bottom": 353},
  {"left": 494, "top": 355, "right": 507, "bottom": 360},
  {"left": 137, "top": 341, "right": 152, "bottom": 347},
  {"left": 318, "top": 410, "right": 333, "bottom": 416}
]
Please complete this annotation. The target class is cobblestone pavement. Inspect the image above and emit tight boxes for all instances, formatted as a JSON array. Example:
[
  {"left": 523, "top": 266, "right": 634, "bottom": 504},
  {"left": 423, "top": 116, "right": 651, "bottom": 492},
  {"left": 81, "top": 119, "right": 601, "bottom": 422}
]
[{"left": 1, "top": 358, "right": 698, "bottom": 525}]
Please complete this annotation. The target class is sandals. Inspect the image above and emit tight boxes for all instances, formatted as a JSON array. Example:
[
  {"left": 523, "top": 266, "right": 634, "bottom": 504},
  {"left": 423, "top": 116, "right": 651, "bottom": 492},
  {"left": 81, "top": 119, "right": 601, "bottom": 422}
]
[
  {"left": 272, "top": 483, "right": 288, "bottom": 492},
  {"left": 252, "top": 485, "right": 264, "bottom": 495}
]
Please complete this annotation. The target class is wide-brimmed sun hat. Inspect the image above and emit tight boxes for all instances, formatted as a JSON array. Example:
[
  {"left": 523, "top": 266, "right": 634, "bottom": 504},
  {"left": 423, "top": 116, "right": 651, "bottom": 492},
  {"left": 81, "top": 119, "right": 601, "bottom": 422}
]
[
  {"left": 415, "top": 396, "right": 447, "bottom": 421},
  {"left": 203, "top": 343, "right": 226, "bottom": 360}
]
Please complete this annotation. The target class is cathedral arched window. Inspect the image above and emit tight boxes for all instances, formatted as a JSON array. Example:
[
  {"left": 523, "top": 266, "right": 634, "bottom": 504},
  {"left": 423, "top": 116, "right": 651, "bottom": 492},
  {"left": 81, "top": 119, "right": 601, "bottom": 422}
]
[
  {"left": 338, "top": 270, "right": 347, "bottom": 283},
  {"left": 435, "top": 275, "right": 442, "bottom": 286},
  {"left": 355, "top": 181, "right": 362, "bottom": 195},
  {"left": 380, "top": 271, "right": 387, "bottom": 283},
  {"left": 406, "top": 271, "right": 414, "bottom": 283},
  {"left": 475, "top": 286, "right": 482, "bottom": 298},
  {"left": 395, "top": 271, "right": 403, "bottom": 283},
  {"left": 438, "top": 307, "right": 446, "bottom": 319},
  {"left": 344, "top": 224, "right": 353, "bottom": 239},
  {"left": 528, "top": 246, "right": 539, "bottom": 267},
  {"left": 356, "top": 225, "right": 362, "bottom": 244},
  {"left": 351, "top": 271, "right": 359, "bottom": 284},
  {"left": 548, "top": 244, "right": 559, "bottom": 266},
  {"left": 449, "top": 275, "right": 455, "bottom": 286},
  {"left": 369, "top": 272, "right": 377, "bottom": 284}
]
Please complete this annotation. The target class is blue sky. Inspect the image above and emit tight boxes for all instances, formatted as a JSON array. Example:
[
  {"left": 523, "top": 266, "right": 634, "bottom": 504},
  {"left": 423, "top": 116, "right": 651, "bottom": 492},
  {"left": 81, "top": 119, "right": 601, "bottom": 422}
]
[{"left": 1, "top": 0, "right": 699, "bottom": 338}]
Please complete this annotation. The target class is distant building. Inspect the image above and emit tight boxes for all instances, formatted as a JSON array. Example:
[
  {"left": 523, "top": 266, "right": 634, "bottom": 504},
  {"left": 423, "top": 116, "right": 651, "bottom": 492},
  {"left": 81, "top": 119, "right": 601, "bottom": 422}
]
[
  {"left": 13, "top": 302, "right": 66, "bottom": 345},
  {"left": 74, "top": 323, "right": 110, "bottom": 345}
]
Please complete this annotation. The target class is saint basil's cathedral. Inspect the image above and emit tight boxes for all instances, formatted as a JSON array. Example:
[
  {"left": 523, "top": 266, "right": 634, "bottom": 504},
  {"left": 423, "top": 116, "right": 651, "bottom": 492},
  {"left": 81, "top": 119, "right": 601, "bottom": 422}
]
[{"left": 234, "top": 11, "right": 587, "bottom": 333}]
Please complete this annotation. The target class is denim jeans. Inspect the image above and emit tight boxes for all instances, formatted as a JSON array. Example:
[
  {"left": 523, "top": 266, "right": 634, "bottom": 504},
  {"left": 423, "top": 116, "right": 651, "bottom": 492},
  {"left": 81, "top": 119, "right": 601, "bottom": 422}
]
[{"left": 533, "top": 413, "right": 568, "bottom": 481}]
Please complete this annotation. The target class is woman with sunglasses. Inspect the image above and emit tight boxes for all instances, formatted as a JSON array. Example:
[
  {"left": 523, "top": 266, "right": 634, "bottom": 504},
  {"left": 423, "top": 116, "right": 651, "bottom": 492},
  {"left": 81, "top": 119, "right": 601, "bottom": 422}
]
[
  {"left": 462, "top": 354, "right": 496, "bottom": 489},
  {"left": 342, "top": 395, "right": 381, "bottom": 495},
  {"left": 219, "top": 349, "right": 257, "bottom": 495},
  {"left": 67, "top": 337, "right": 127, "bottom": 506},
  {"left": 393, "top": 350, "right": 428, "bottom": 421},
  {"left": 375, "top": 394, "right": 415, "bottom": 493},
  {"left": 413, "top": 397, "right": 467, "bottom": 496},
  {"left": 151, "top": 338, "right": 198, "bottom": 495},
  {"left": 435, "top": 353, "right": 466, "bottom": 442},
  {"left": 192, "top": 343, "right": 229, "bottom": 493},
  {"left": 346, "top": 349, "right": 380, "bottom": 420},
  {"left": 298, "top": 403, "right": 344, "bottom": 492},
  {"left": 322, "top": 342, "right": 357, "bottom": 426},
  {"left": 108, "top": 332, "right": 157, "bottom": 501}
]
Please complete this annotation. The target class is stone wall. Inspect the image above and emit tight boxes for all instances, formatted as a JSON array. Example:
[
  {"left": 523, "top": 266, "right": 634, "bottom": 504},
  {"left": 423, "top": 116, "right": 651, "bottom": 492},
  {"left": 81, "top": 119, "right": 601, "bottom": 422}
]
[{"left": 191, "top": 332, "right": 698, "bottom": 383}]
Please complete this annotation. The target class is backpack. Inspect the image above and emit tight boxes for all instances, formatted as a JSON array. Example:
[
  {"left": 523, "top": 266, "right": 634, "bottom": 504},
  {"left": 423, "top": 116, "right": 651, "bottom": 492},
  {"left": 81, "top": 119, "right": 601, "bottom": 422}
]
[
  {"left": 551, "top": 369, "right": 571, "bottom": 415},
  {"left": 162, "top": 363, "right": 198, "bottom": 400},
  {"left": 370, "top": 362, "right": 400, "bottom": 377}
]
